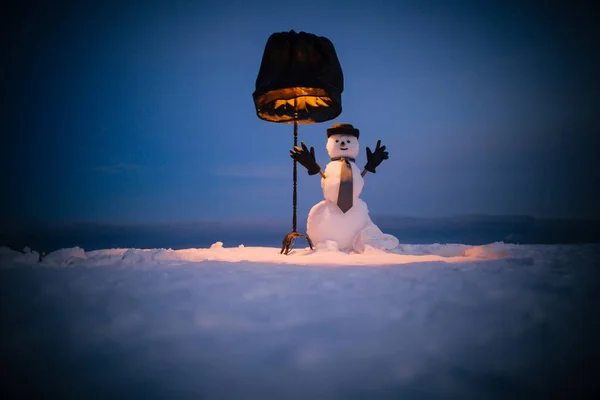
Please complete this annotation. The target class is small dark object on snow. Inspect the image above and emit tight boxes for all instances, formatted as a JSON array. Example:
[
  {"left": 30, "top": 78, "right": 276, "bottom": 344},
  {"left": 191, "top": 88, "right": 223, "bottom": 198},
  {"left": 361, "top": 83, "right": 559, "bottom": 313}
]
[{"left": 281, "top": 231, "right": 314, "bottom": 255}]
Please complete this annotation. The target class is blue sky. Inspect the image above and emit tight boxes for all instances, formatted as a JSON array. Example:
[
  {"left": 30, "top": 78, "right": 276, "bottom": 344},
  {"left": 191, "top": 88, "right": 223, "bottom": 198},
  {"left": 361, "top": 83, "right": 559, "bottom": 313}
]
[{"left": 2, "top": 0, "right": 598, "bottom": 227}]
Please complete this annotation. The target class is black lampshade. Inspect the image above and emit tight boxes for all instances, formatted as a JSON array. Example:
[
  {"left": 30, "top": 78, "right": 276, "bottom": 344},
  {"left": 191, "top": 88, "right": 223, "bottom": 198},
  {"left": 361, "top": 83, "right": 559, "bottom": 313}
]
[{"left": 253, "top": 30, "right": 344, "bottom": 124}]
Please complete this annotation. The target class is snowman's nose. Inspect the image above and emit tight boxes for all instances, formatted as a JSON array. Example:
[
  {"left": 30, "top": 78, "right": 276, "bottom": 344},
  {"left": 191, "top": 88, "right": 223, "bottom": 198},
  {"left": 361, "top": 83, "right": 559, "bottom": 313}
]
[{"left": 340, "top": 141, "right": 346, "bottom": 145}]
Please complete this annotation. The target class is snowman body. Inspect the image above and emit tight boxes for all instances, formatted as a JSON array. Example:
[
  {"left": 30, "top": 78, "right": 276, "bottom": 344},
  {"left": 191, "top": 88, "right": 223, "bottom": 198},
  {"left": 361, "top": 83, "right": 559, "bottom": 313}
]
[{"left": 306, "top": 133, "right": 399, "bottom": 252}]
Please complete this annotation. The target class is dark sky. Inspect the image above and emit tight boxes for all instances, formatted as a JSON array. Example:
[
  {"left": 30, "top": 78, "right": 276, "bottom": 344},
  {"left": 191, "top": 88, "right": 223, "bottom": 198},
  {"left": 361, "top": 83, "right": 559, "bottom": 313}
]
[{"left": 2, "top": 0, "right": 599, "bottom": 228}]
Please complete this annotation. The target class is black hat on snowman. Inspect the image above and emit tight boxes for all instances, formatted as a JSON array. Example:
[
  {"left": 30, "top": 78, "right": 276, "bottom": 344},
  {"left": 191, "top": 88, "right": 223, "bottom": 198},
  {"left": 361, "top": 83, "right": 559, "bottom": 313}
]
[{"left": 327, "top": 123, "right": 359, "bottom": 139}]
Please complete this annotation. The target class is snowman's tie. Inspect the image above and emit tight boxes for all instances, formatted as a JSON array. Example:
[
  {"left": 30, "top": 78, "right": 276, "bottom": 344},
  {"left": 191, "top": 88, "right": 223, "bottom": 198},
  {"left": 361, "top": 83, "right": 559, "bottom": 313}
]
[{"left": 332, "top": 157, "right": 354, "bottom": 213}]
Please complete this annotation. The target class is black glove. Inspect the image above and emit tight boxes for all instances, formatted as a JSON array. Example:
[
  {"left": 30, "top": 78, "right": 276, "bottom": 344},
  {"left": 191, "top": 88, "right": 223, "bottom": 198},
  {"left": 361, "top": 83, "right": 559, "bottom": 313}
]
[
  {"left": 290, "top": 142, "right": 321, "bottom": 175},
  {"left": 364, "top": 140, "right": 389, "bottom": 173}
]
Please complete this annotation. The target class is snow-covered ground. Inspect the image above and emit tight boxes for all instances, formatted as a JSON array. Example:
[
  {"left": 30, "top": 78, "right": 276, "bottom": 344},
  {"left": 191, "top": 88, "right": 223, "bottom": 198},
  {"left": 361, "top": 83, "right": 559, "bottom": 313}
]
[{"left": 1, "top": 242, "right": 599, "bottom": 398}]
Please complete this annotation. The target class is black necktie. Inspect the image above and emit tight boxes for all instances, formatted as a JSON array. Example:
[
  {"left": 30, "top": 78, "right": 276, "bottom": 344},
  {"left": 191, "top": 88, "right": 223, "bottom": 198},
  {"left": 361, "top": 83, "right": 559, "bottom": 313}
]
[{"left": 333, "top": 157, "right": 354, "bottom": 213}]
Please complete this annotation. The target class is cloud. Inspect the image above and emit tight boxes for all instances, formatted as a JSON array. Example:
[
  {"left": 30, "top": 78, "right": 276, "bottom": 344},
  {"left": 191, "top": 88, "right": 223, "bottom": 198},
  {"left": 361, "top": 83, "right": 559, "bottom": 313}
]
[{"left": 94, "top": 163, "right": 140, "bottom": 174}]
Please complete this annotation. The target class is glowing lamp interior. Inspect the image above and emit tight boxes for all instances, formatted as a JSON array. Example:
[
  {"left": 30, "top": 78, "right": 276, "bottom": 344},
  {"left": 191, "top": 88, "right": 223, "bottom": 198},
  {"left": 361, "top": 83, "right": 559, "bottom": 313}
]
[{"left": 254, "top": 86, "right": 340, "bottom": 123}]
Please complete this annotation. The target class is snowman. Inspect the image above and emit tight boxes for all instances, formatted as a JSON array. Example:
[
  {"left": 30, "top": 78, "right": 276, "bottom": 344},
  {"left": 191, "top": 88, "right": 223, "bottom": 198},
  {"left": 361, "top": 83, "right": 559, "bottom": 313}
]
[{"left": 290, "top": 123, "right": 399, "bottom": 253}]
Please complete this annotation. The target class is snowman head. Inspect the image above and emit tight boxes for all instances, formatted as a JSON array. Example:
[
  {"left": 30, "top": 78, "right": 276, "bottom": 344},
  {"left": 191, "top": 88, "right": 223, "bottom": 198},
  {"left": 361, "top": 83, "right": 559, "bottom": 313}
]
[
  {"left": 325, "top": 123, "right": 360, "bottom": 159},
  {"left": 326, "top": 134, "right": 359, "bottom": 159}
]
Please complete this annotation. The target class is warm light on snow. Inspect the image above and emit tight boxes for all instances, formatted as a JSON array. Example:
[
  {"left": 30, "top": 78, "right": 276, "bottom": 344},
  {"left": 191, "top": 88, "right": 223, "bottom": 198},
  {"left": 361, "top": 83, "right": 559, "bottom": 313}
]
[{"left": 0, "top": 242, "right": 509, "bottom": 268}]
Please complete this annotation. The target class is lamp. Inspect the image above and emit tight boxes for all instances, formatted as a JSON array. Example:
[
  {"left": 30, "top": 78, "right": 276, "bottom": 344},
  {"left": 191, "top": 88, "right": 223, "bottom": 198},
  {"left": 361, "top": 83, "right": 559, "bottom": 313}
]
[{"left": 253, "top": 30, "right": 344, "bottom": 254}]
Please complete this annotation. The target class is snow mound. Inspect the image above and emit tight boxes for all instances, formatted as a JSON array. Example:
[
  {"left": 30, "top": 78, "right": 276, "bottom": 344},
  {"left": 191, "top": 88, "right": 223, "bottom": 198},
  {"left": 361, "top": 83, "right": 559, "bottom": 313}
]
[
  {"left": 393, "top": 242, "right": 513, "bottom": 259},
  {"left": 120, "top": 248, "right": 179, "bottom": 264},
  {"left": 41, "top": 247, "right": 86, "bottom": 267},
  {"left": 0, "top": 242, "right": 526, "bottom": 269},
  {"left": 0, "top": 246, "right": 41, "bottom": 267}
]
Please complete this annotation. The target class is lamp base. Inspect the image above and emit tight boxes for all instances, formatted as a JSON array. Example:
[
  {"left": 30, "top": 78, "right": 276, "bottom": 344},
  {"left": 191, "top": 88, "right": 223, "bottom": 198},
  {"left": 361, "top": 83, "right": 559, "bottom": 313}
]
[{"left": 280, "top": 231, "right": 314, "bottom": 255}]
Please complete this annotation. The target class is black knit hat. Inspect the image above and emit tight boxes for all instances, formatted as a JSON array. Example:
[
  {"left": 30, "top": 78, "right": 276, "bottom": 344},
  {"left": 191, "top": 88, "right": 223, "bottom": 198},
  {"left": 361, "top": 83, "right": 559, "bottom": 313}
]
[{"left": 326, "top": 123, "right": 359, "bottom": 138}]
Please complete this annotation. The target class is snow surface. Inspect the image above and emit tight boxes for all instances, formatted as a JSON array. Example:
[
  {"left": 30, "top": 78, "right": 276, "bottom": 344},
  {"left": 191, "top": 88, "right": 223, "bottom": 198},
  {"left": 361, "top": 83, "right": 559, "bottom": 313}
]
[{"left": 1, "top": 242, "right": 599, "bottom": 398}]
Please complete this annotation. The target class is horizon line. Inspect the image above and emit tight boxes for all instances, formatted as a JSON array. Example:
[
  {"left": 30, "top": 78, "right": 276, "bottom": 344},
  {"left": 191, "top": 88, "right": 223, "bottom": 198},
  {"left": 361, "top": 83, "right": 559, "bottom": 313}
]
[{"left": 3, "top": 213, "right": 600, "bottom": 232}]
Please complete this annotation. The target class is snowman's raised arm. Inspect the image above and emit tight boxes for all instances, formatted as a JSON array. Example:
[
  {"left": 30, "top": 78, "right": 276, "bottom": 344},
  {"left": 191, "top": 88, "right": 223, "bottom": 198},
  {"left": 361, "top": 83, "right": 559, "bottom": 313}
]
[
  {"left": 290, "top": 141, "right": 324, "bottom": 177},
  {"left": 362, "top": 140, "right": 389, "bottom": 176}
]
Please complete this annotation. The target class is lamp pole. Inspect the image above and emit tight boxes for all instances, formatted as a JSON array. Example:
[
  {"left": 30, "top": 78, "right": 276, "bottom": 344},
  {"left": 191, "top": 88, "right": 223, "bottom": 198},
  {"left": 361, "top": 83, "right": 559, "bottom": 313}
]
[
  {"left": 292, "top": 105, "right": 298, "bottom": 233},
  {"left": 280, "top": 103, "right": 313, "bottom": 255}
]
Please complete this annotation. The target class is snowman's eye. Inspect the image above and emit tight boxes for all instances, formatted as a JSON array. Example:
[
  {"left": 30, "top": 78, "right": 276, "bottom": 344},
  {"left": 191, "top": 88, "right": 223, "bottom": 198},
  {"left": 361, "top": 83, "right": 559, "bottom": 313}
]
[
  {"left": 347, "top": 139, "right": 351, "bottom": 143},
  {"left": 335, "top": 140, "right": 339, "bottom": 143}
]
